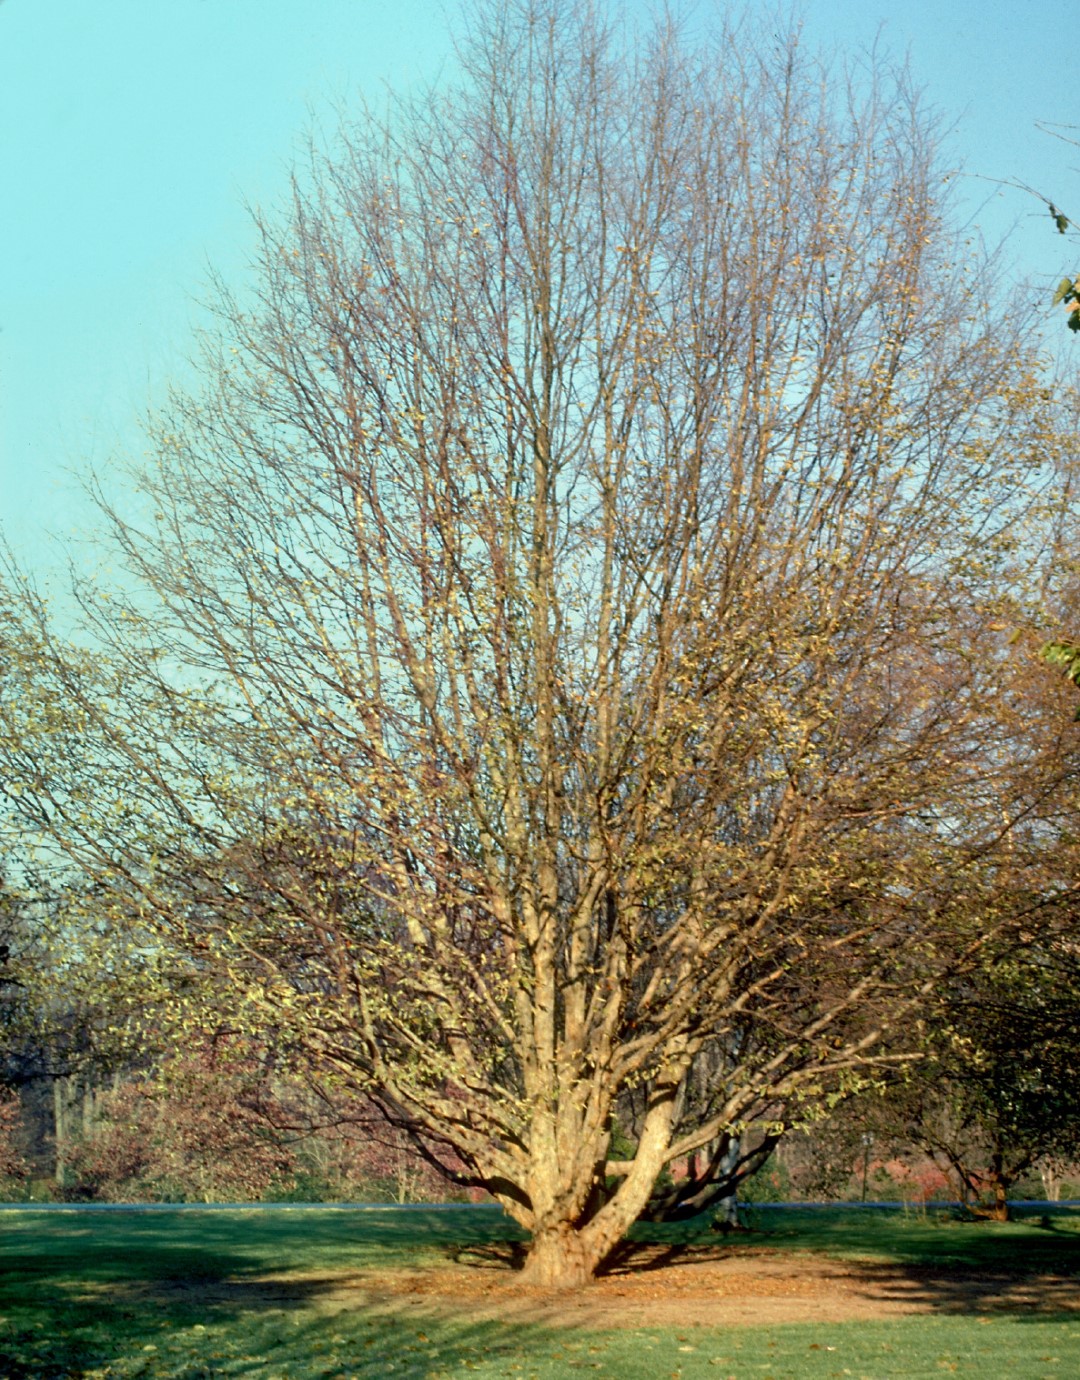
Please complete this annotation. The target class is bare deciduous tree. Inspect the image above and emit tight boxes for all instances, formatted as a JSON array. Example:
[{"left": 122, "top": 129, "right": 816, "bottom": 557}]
[{"left": 0, "top": 2, "right": 1068, "bottom": 1284}]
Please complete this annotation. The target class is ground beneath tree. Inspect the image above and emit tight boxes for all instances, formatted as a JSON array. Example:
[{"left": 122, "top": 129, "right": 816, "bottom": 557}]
[{"left": 188, "top": 1241, "right": 1080, "bottom": 1329}]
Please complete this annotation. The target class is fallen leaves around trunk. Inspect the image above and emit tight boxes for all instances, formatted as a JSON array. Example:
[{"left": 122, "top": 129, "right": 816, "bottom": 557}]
[{"left": 331, "top": 1239, "right": 1080, "bottom": 1331}]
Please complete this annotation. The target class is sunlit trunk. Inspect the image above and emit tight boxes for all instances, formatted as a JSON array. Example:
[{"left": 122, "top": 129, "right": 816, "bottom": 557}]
[
  {"left": 985, "top": 1152, "right": 1011, "bottom": 1222},
  {"left": 519, "top": 1222, "right": 597, "bottom": 1289}
]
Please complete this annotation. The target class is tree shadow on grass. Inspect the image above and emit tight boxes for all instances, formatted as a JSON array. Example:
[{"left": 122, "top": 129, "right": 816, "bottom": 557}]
[
  {"left": 9, "top": 1207, "right": 1080, "bottom": 1374},
  {"left": 446, "top": 1236, "right": 529, "bottom": 1271},
  {"left": 198, "top": 1307, "right": 550, "bottom": 1380},
  {"left": 736, "top": 1204, "right": 1080, "bottom": 1271},
  {"left": 844, "top": 1257, "right": 1080, "bottom": 1321},
  {"left": 439, "top": 1225, "right": 1080, "bottom": 1277},
  {"left": 0, "top": 1221, "right": 549, "bottom": 1380},
  {"left": 431, "top": 1221, "right": 1080, "bottom": 1330},
  {"left": 0, "top": 1239, "right": 338, "bottom": 1378},
  {"left": 599, "top": 1238, "right": 735, "bottom": 1277},
  {"left": 1, "top": 1241, "right": 236, "bottom": 1377},
  {"left": 1, "top": 1255, "right": 555, "bottom": 1380},
  {"left": 0, "top": 1203, "right": 535, "bottom": 1376},
  {"left": 604, "top": 1217, "right": 1080, "bottom": 1320}
]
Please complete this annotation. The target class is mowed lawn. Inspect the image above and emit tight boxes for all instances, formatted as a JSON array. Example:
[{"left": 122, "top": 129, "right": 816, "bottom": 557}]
[{"left": 2, "top": 1204, "right": 1080, "bottom": 1378}]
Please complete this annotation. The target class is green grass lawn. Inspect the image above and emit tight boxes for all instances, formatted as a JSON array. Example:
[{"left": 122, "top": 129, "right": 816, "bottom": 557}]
[
  {"left": 726, "top": 1202, "right": 1080, "bottom": 1272},
  {"left": 2, "top": 1205, "right": 1079, "bottom": 1378}
]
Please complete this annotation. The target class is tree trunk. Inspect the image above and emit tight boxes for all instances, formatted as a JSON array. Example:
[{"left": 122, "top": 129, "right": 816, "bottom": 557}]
[
  {"left": 517, "top": 1082, "right": 685, "bottom": 1287},
  {"left": 712, "top": 1135, "right": 742, "bottom": 1229},
  {"left": 519, "top": 1221, "right": 597, "bottom": 1289},
  {"left": 986, "top": 1152, "right": 1011, "bottom": 1222},
  {"left": 1040, "top": 1161, "right": 1062, "bottom": 1202},
  {"left": 53, "top": 1077, "right": 68, "bottom": 1190}
]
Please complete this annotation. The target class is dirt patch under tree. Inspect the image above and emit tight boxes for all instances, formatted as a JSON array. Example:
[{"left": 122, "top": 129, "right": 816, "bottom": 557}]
[{"left": 168, "top": 1240, "right": 1080, "bottom": 1330}]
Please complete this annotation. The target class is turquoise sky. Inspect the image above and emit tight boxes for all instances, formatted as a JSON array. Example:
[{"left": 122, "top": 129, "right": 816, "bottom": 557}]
[{"left": 2, "top": 0, "right": 1076, "bottom": 580}]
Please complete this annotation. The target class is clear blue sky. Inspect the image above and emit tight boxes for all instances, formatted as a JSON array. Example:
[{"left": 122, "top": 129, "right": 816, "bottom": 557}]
[{"left": 2, "top": 0, "right": 1076, "bottom": 581}]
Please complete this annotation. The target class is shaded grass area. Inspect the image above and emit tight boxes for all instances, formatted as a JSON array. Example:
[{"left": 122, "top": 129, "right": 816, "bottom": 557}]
[
  {"left": 0, "top": 1207, "right": 511, "bottom": 1377},
  {"left": 8, "top": 1312, "right": 1080, "bottom": 1379},
  {"left": 700, "top": 1203, "right": 1080, "bottom": 1272},
  {"left": 2, "top": 1205, "right": 1079, "bottom": 1377}
]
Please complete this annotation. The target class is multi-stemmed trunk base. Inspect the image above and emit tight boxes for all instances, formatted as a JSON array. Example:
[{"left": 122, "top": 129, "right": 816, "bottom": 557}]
[{"left": 518, "top": 1222, "right": 601, "bottom": 1289}]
